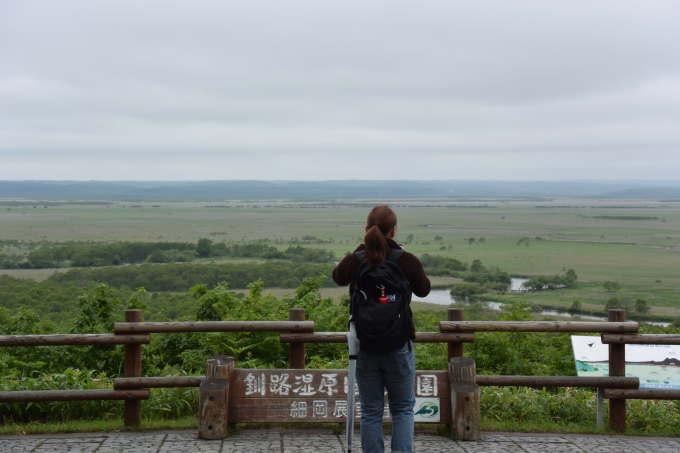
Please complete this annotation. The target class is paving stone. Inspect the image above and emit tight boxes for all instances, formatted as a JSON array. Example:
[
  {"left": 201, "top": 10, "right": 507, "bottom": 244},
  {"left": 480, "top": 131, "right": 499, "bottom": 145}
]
[
  {"left": 508, "top": 436, "right": 571, "bottom": 443},
  {"left": 457, "top": 441, "right": 527, "bottom": 453},
  {"left": 0, "top": 439, "right": 44, "bottom": 453},
  {"left": 0, "top": 429, "right": 679, "bottom": 452},
  {"left": 34, "top": 443, "right": 101, "bottom": 453}
]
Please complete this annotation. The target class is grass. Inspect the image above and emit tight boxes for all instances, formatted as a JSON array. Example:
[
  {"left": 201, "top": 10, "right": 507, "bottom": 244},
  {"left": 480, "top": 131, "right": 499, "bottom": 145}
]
[
  {"left": 2, "top": 199, "right": 679, "bottom": 312},
  {"left": 0, "top": 416, "right": 198, "bottom": 436},
  {"left": 3, "top": 418, "right": 678, "bottom": 438},
  {"left": 479, "top": 420, "right": 680, "bottom": 437}
]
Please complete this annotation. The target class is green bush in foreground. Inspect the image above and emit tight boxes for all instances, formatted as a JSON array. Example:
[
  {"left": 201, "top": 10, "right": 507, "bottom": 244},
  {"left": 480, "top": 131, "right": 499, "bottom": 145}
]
[
  {"left": 482, "top": 386, "right": 680, "bottom": 433},
  {"left": 1, "top": 276, "right": 679, "bottom": 431}
]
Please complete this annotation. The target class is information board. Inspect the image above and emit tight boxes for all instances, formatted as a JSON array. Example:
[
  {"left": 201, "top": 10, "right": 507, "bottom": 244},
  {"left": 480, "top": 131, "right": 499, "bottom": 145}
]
[{"left": 571, "top": 335, "right": 680, "bottom": 389}]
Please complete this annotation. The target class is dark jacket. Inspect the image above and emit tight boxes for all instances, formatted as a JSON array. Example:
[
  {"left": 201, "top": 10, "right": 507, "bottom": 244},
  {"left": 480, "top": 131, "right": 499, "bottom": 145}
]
[{"left": 332, "top": 238, "right": 431, "bottom": 340}]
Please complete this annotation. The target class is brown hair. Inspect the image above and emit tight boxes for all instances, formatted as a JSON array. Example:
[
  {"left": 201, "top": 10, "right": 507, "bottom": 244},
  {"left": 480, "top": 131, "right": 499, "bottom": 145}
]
[{"left": 363, "top": 205, "right": 397, "bottom": 265}]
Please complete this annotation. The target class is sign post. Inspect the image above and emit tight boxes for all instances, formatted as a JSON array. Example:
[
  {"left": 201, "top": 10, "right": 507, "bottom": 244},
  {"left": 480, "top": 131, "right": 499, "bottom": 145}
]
[{"left": 346, "top": 323, "right": 359, "bottom": 453}]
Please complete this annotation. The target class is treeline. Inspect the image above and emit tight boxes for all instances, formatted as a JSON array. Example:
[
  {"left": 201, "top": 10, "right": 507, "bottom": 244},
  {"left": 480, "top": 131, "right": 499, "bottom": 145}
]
[
  {"left": 0, "top": 260, "right": 336, "bottom": 324},
  {"left": 47, "top": 261, "right": 336, "bottom": 292},
  {"left": 450, "top": 268, "right": 578, "bottom": 299},
  {"left": 0, "top": 275, "right": 199, "bottom": 324},
  {"left": 0, "top": 239, "right": 336, "bottom": 269},
  {"left": 417, "top": 255, "right": 512, "bottom": 298},
  {"left": 448, "top": 259, "right": 512, "bottom": 298},
  {"left": 419, "top": 253, "right": 468, "bottom": 275},
  {"left": 521, "top": 270, "right": 577, "bottom": 291},
  {"left": 591, "top": 215, "right": 658, "bottom": 220}
]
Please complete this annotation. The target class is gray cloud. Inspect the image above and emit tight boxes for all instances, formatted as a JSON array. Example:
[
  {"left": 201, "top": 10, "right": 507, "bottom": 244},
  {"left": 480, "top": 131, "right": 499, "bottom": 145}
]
[{"left": 1, "top": 0, "right": 679, "bottom": 180}]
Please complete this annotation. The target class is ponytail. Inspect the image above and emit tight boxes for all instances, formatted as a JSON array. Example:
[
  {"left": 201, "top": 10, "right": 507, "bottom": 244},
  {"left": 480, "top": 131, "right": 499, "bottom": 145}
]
[{"left": 363, "top": 205, "right": 397, "bottom": 265}]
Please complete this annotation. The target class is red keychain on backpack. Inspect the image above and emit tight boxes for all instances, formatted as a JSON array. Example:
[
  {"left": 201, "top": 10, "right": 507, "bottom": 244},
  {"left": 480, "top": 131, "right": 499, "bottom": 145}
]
[{"left": 378, "top": 285, "right": 388, "bottom": 304}]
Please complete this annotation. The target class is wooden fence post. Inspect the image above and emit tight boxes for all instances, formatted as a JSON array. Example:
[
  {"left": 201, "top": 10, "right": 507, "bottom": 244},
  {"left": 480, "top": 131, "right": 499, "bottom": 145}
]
[
  {"left": 447, "top": 308, "right": 464, "bottom": 360},
  {"left": 448, "top": 357, "right": 480, "bottom": 441},
  {"left": 123, "top": 309, "right": 143, "bottom": 426},
  {"left": 608, "top": 309, "right": 627, "bottom": 432},
  {"left": 288, "top": 308, "right": 306, "bottom": 369},
  {"left": 198, "top": 356, "right": 234, "bottom": 439}
]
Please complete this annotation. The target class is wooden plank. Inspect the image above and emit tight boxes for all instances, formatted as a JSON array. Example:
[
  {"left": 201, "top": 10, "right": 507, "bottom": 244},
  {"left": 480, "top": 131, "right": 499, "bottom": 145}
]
[
  {"left": 608, "top": 309, "right": 627, "bottom": 432},
  {"left": 449, "top": 357, "right": 475, "bottom": 382},
  {"left": 450, "top": 381, "right": 480, "bottom": 441},
  {"left": 279, "top": 332, "right": 475, "bottom": 344},
  {"left": 228, "top": 397, "right": 451, "bottom": 423},
  {"left": 199, "top": 380, "right": 230, "bottom": 439},
  {"left": 288, "top": 309, "right": 306, "bottom": 369},
  {"left": 417, "top": 332, "right": 475, "bottom": 343},
  {"left": 475, "top": 375, "right": 639, "bottom": 388},
  {"left": 447, "top": 308, "right": 464, "bottom": 359},
  {"left": 206, "top": 356, "right": 234, "bottom": 380},
  {"left": 114, "top": 373, "right": 640, "bottom": 391},
  {"left": 605, "top": 388, "right": 680, "bottom": 400},
  {"left": 199, "top": 356, "right": 235, "bottom": 440},
  {"left": 0, "top": 389, "right": 149, "bottom": 403},
  {"left": 230, "top": 369, "right": 448, "bottom": 399},
  {"left": 114, "top": 320, "right": 315, "bottom": 334},
  {"left": 601, "top": 334, "right": 680, "bottom": 345},
  {"left": 0, "top": 334, "right": 150, "bottom": 346},
  {"left": 439, "top": 320, "right": 638, "bottom": 333},
  {"left": 124, "top": 309, "right": 143, "bottom": 427},
  {"left": 114, "top": 376, "right": 205, "bottom": 389},
  {"left": 281, "top": 332, "right": 348, "bottom": 343}
]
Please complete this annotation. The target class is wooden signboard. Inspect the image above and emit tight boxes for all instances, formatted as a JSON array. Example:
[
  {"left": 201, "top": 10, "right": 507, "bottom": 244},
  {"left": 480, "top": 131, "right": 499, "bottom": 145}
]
[{"left": 228, "top": 369, "right": 449, "bottom": 423}]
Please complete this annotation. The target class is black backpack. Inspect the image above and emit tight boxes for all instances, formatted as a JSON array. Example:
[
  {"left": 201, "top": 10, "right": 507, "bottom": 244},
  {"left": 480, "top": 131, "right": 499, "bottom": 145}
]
[{"left": 351, "top": 249, "right": 412, "bottom": 353}]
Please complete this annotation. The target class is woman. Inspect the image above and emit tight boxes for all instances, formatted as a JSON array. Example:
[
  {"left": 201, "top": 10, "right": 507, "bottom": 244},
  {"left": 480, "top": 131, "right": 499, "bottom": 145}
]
[{"left": 332, "top": 205, "right": 430, "bottom": 453}]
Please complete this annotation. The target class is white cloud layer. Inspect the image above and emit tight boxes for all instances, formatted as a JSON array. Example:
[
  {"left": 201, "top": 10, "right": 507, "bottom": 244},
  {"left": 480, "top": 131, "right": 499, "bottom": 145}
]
[{"left": 1, "top": 0, "right": 678, "bottom": 180}]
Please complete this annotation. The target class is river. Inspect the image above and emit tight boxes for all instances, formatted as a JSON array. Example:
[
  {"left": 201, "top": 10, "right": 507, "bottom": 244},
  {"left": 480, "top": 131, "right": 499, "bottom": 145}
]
[{"left": 412, "top": 278, "right": 669, "bottom": 326}]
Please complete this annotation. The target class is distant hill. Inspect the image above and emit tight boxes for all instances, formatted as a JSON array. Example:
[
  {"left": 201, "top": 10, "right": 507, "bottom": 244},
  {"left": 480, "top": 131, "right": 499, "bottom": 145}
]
[{"left": 1, "top": 180, "right": 680, "bottom": 201}]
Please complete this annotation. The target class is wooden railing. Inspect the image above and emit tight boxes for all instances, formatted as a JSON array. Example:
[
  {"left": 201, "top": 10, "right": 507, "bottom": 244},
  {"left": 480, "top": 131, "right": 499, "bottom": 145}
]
[{"left": 1, "top": 307, "right": 679, "bottom": 434}]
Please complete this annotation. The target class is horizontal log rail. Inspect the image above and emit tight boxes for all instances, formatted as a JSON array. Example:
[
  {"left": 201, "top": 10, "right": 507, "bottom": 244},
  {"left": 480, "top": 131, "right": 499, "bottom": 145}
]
[
  {"left": 114, "top": 376, "right": 205, "bottom": 389},
  {"left": 439, "top": 321, "right": 638, "bottom": 333},
  {"left": 475, "top": 375, "right": 639, "bottom": 388},
  {"left": 114, "top": 320, "right": 314, "bottom": 334},
  {"left": 114, "top": 374, "right": 641, "bottom": 391},
  {"left": 0, "top": 334, "right": 150, "bottom": 347},
  {"left": 0, "top": 389, "right": 149, "bottom": 403},
  {"left": 279, "top": 331, "right": 475, "bottom": 343},
  {"left": 601, "top": 334, "right": 680, "bottom": 345},
  {"left": 605, "top": 389, "right": 680, "bottom": 400},
  {"left": 5, "top": 307, "right": 679, "bottom": 434}
]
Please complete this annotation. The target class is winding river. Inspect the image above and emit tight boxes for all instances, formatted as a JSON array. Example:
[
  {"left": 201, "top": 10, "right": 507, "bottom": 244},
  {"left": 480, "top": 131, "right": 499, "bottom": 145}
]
[{"left": 412, "top": 278, "right": 669, "bottom": 326}]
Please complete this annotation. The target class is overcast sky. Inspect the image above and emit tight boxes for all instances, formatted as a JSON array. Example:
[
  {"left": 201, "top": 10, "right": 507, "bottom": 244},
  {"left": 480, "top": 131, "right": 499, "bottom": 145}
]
[{"left": 1, "top": 0, "right": 678, "bottom": 181}]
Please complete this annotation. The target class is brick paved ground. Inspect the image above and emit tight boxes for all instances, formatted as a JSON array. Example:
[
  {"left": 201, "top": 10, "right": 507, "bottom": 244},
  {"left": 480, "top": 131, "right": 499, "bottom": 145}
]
[{"left": 1, "top": 428, "right": 679, "bottom": 453}]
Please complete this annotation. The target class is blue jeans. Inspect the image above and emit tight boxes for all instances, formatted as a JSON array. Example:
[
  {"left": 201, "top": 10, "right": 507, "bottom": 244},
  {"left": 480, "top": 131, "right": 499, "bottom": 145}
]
[{"left": 356, "top": 341, "right": 415, "bottom": 453}]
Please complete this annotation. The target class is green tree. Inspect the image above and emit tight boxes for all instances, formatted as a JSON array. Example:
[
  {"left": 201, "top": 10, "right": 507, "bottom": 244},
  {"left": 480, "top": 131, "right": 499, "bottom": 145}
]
[
  {"left": 196, "top": 238, "right": 213, "bottom": 258},
  {"left": 605, "top": 297, "right": 621, "bottom": 310},
  {"left": 634, "top": 298, "right": 650, "bottom": 315},
  {"left": 470, "top": 259, "right": 485, "bottom": 273},
  {"left": 71, "top": 284, "right": 121, "bottom": 333},
  {"left": 467, "top": 237, "right": 476, "bottom": 245},
  {"left": 146, "top": 249, "right": 168, "bottom": 263},
  {"left": 126, "top": 287, "right": 149, "bottom": 310},
  {"left": 603, "top": 281, "right": 621, "bottom": 291},
  {"left": 568, "top": 300, "right": 582, "bottom": 314},
  {"left": 566, "top": 269, "right": 578, "bottom": 282}
]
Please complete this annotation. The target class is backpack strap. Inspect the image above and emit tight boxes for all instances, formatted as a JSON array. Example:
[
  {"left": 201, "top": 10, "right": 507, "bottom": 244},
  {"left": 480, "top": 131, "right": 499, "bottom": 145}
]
[
  {"left": 355, "top": 249, "right": 403, "bottom": 264},
  {"left": 385, "top": 249, "right": 405, "bottom": 263}
]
